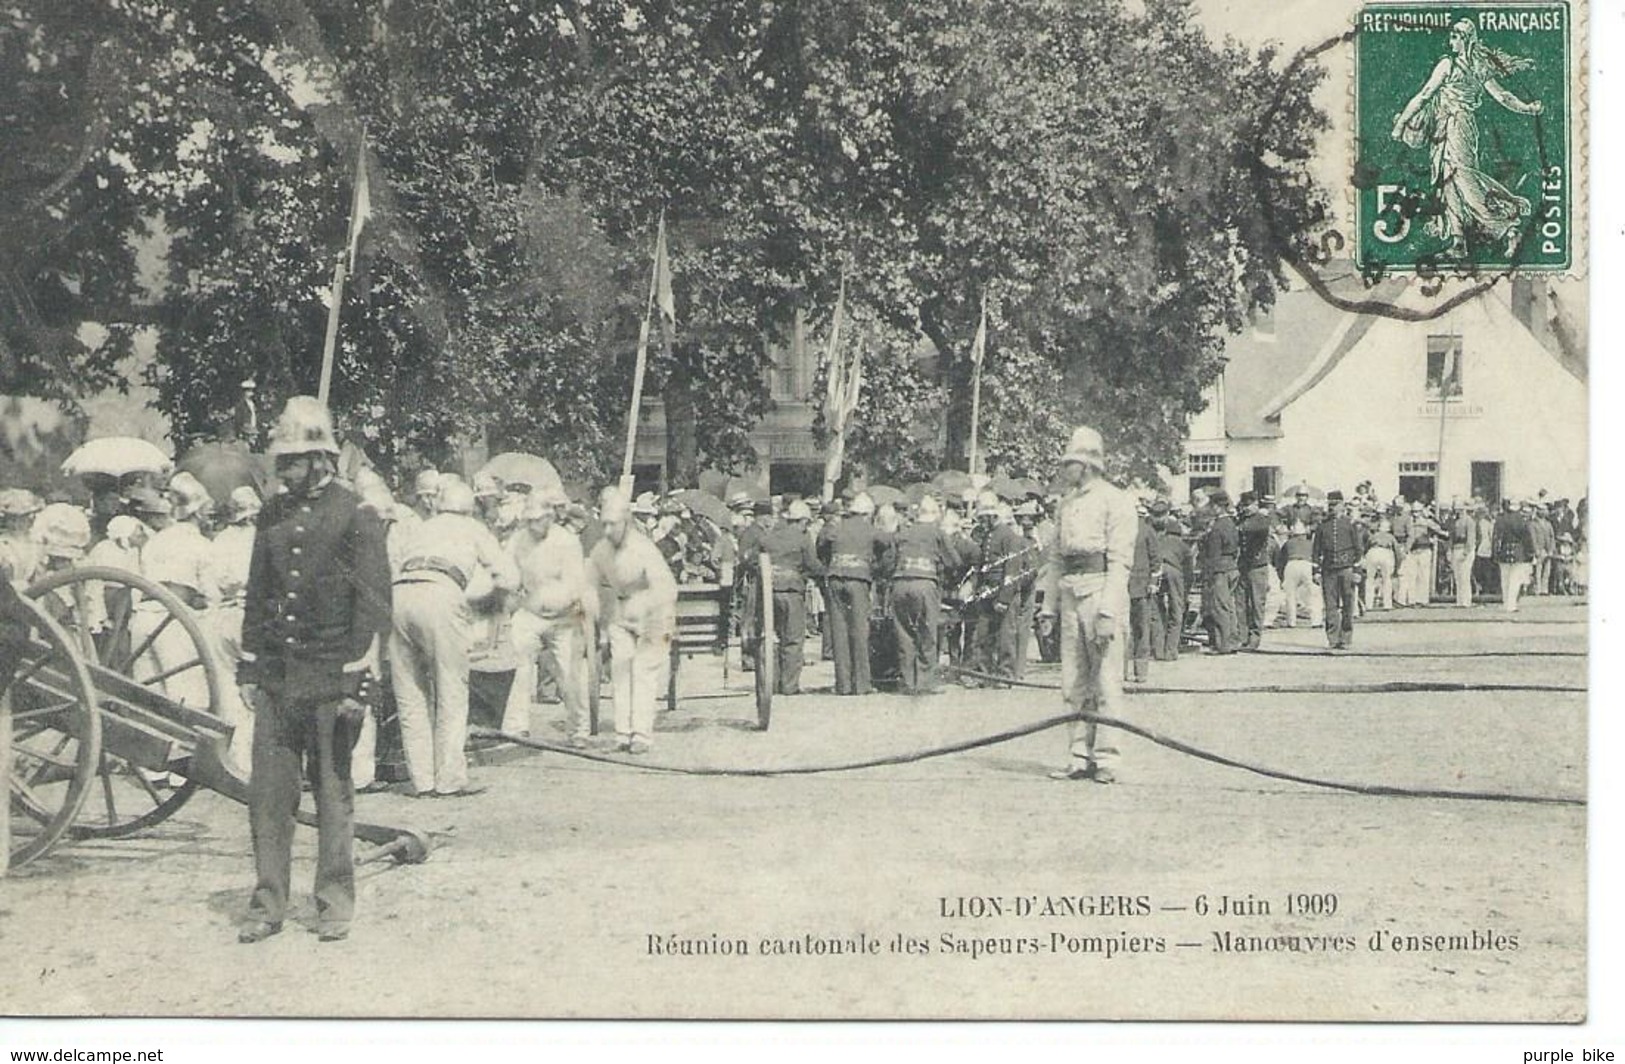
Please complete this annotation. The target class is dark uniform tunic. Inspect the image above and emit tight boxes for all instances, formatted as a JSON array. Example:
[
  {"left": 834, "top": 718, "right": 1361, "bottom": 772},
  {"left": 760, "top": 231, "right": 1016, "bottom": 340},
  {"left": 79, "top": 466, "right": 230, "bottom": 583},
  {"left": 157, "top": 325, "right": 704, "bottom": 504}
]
[
  {"left": 817, "top": 515, "right": 893, "bottom": 695},
  {"left": 1312, "top": 511, "right": 1367, "bottom": 649},
  {"left": 1237, "top": 510, "right": 1275, "bottom": 649},
  {"left": 968, "top": 521, "right": 1031, "bottom": 681},
  {"left": 1199, "top": 510, "right": 1241, "bottom": 653},
  {"left": 1152, "top": 521, "right": 1188, "bottom": 660},
  {"left": 756, "top": 524, "right": 822, "bottom": 694},
  {"left": 239, "top": 480, "right": 392, "bottom": 933},
  {"left": 888, "top": 520, "right": 962, "bottom": 693},
  {"left": 1126, "top": 516, "right": 1157, "bottom": 680}
]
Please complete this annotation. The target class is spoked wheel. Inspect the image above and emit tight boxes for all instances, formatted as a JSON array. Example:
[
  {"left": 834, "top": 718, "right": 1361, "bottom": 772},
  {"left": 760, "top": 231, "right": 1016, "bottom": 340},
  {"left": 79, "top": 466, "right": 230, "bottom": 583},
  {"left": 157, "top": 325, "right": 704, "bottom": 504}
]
[
  {"left": 6, "top": 592, "right": 102, "bottom": 869},
  {"left": 27, "top": 566, "right": 226, "bottom": 838}
]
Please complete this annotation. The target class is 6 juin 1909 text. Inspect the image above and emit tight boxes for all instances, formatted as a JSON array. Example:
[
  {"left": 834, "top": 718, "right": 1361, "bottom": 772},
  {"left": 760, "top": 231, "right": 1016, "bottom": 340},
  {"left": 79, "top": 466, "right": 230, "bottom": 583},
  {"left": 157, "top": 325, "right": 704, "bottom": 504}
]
[{"left": 933, "top": 892, "right": 1340, "bottom": 918}]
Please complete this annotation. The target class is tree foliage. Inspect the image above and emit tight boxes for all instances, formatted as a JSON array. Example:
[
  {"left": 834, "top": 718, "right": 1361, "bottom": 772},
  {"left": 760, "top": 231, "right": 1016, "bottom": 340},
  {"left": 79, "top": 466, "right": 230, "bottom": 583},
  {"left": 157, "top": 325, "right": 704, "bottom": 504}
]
[{"left": 2, "top": 0, "right": 1329, "bottom": 487}]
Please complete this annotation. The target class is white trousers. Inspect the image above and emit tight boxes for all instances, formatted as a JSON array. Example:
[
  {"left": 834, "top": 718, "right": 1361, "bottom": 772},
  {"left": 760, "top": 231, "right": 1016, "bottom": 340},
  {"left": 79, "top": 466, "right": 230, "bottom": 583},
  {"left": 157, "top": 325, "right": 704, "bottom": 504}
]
[
  {"left": 1363, "top": 548, "right": 1395, "bottom": 610},
  {"left": 608, "top": 621, "right": 672, "bottom": 745},
  {"left": 389, "top": 578, "right": 472, "bottom": 794},
  {"left": 1450, "top": 546, "right": 1475, "bottom": 607},
  {"left": 511, "top": 608, "right": 590, "bottom": 738},
  {"left": 1281, "top": 559, "right": 1321, "bottom": 627},
  {"left": 1057, "top": 582, "right": 1124, "bottom": 770},
  {"left": 1499, "top": 562, "right": 1533, "bottom": 613},
  {"left": 1406, "top": 547, "right": 1434, "bottom": 605}
]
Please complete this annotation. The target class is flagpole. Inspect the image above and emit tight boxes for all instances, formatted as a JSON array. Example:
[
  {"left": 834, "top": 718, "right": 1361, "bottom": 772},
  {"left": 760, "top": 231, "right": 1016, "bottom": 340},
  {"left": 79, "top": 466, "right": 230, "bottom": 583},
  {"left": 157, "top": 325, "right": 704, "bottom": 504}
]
[
  {"left": 967, "top": 289, "right": 987, "bottom": 475},
  {"left": 317, "top": 253, "right": 346, "bottom": 406},
  {"left": 820, "top": 266, "right": 849, "bottom": 503},
  {"left": 319, "top": 133, "right": 369, "bottom": 406},
  {"left": 621, "top": 211, "right": 665, "bottom": 495}
]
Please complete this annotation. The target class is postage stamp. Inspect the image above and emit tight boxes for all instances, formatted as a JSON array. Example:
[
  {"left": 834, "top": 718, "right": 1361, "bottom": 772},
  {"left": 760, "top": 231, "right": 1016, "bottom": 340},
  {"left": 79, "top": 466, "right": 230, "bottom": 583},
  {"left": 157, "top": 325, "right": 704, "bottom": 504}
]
[{"left": 1354, "top": 1, "right": 1572, "bottom": 273}]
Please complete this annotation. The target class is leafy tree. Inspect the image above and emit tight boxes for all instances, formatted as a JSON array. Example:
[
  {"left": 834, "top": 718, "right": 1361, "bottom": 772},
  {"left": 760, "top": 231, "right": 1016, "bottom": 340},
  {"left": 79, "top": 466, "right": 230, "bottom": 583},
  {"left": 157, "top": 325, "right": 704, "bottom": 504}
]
[{"left": 4, "top": 0, "right": 1329, "bottom": 492}]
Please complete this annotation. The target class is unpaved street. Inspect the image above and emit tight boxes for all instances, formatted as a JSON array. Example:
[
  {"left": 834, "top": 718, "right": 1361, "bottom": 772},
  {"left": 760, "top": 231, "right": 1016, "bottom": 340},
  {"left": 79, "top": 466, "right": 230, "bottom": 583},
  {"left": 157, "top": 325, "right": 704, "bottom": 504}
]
[{"left": 1, "top": 602, "right": 1586, "bottom": 1021}]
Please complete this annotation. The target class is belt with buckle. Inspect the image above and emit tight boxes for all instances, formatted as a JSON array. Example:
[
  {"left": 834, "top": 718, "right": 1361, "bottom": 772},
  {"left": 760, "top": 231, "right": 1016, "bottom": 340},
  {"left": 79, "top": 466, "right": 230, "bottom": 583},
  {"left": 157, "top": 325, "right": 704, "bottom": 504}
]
[
  {"left": 1060, "top": 551, "right": 1107, "bottom": 575},
  {"left": 399, "top": 557, "right": 469, "bottom": 589}
]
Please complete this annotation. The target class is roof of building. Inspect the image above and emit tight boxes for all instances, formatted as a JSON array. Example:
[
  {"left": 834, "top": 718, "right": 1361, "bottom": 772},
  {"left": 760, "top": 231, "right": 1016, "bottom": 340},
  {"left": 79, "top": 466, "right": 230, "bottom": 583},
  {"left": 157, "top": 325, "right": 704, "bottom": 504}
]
[{"left": 1219, "top": 267, "right": 1585, "bottom": 440}]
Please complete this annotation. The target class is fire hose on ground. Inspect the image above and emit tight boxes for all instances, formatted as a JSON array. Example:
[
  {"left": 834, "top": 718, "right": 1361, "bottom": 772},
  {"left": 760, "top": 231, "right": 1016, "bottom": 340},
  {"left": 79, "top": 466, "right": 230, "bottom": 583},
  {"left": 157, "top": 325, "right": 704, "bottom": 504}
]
[{"left": 466, "top": 660, "right": 1586, "bottom": 807}]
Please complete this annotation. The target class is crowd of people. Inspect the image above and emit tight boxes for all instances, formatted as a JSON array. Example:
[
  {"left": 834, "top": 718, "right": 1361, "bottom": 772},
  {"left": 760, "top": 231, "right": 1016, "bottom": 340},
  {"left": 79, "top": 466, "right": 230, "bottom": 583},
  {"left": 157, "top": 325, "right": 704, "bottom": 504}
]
[
  {"left": 2, "top": 426, "right": 1592, "bottom": 794},
  {"left": 0, "top": 398, "right": 1589, "bottom": 941}
]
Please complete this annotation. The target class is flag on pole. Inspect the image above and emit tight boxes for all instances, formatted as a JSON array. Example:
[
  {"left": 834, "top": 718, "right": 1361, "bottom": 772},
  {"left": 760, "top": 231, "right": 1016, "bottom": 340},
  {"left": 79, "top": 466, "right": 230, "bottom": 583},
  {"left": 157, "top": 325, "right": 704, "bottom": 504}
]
[
  {"left": 843, "top": 341, "right": 863, "bottom": 424},
  {"left": 823, "top": 269, "right": 848, "bottom": 425},
  {"left": 969, "top": 288, "right": 987, "bottom": 366},
  {"left": 653, "top": 210, "right": 676, "bottom": 345},
  {"left": 346, "top": 136, "right": 372, "bottom": 272}
]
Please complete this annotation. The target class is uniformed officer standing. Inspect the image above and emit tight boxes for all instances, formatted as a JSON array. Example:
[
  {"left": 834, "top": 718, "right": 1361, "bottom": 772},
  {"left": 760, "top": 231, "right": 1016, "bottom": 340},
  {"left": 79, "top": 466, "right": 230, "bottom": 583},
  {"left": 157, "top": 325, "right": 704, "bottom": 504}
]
[
  {"left": 1125, "top": 502, "right": 1157, "bottom": 682},
  {"left": 1311, "top": 490, "right": 1367, "bottom": 650},
  {"left": 1038, "top": 427, "right": 1138, "bottom": 784},
  {"left": 1149, "top": 502, "right": 1186, "bottom": 660},
  {"left": 817, "top": 492, "right": 892, "bottom": 695},
  {"left": 1011, "top": 500, "right": 1042, "bottom": 680},
  {"left": 237, "top": 397, "right": 392, "bottom": 944},
  {"left": 888, "top": 495, "right": 961, "bottom": 694},
  {"left": 1236, "top": 491, "right": 1274, "bottom": 651},
  {"left": 755, "top": 499, "right": 822, "bottom": 694},
  {"left": 1198, "top": 490, "right": 1242, "bottom": 654},
  {"left": 979, "top": 498, "right": 1032, "bottom": 683}
]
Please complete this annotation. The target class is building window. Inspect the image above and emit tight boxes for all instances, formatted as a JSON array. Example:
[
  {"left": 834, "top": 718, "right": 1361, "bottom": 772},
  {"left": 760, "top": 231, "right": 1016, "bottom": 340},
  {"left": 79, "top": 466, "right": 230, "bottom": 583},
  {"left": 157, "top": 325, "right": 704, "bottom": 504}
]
[
  {"left": 1425, "top": 335, "right": 1464, "bottom": 400},
  {"left": 1252, "top": 466, "right": 1280, "bottom": 499},
  {"left": 1188, "top": 453, "right": 1224, "bottom": 493},
  {"left": 1398, "top": 461, "right": 1438, "bottom": 505}
]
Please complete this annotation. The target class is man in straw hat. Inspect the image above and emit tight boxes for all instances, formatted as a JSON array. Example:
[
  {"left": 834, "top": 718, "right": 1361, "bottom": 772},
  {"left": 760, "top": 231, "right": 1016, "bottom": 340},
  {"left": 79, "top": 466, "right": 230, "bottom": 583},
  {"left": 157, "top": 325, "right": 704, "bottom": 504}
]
[
  {"left": 588, "top": 486, "right": 677, "bottom": 754},
  {"left": 1037, "top": 426, "right": 1138, "bottom": 783},
  {"left": 236, "top": 397, "right": 392, "bottom": 944}
]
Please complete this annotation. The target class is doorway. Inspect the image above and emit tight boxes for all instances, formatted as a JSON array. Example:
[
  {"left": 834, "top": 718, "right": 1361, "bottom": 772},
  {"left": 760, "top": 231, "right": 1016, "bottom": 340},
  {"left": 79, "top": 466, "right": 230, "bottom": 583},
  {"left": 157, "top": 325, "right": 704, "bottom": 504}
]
[{"left": 1470, "top": 461, "right": 1504, "bottom": 507}]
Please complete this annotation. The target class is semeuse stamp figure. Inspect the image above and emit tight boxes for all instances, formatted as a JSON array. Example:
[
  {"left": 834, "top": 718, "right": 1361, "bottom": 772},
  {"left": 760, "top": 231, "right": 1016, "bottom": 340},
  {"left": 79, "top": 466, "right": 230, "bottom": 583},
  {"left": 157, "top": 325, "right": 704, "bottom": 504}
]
[{"left": 1356, "top": 2, "right": 1570, "bottom": 271}]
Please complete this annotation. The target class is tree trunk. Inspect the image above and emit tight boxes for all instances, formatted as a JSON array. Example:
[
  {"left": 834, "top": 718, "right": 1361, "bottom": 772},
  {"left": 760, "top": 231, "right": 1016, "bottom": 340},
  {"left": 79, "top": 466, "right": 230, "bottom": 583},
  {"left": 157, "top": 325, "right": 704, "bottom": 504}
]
[
  {"left": 921, "top": 307, "right": 973, "bottom": 472},
  {"left": 662, "top": 355, "right": 700, "bottom": 489}
]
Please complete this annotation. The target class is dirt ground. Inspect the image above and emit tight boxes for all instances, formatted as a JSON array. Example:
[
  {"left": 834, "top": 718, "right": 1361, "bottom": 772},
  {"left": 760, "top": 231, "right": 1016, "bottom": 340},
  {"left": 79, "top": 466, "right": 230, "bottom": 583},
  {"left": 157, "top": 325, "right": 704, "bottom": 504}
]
[{"left": 1, "top": 599, "right": 1587, "bottom": 1021}]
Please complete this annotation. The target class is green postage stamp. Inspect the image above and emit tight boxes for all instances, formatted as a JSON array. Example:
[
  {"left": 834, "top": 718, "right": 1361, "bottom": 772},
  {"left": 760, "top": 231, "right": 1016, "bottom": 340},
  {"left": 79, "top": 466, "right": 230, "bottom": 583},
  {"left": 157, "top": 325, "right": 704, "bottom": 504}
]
[{"left": 1355, "top": 2, "right": 1573, "bottom": 273}]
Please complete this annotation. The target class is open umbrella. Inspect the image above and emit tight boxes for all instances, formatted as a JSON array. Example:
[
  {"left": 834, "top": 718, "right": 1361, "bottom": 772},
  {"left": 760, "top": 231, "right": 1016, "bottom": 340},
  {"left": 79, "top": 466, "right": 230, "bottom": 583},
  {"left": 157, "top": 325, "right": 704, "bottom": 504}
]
[
  {"left": 670, "top": 489, "right": 730, "bottom": 526},
  {"left": 1013, "top": 477, "right": 1044, "bottom": 498},
  {"left": 867, "top": 484, "right": 904, "bottom": 508},
  {"left": 989, "top": 474, "right": 1025, "bottom": 500},
  {"left": 61, "top": 437, "right": 171, "bottom": 479},
  {"left": 175, "top": 442, "right": 274, "bottom": 506},
  {"left": 903, "top": 482, "right": 935, "bottom": 505},
  {"left": 479, "top": 452, "right": 562, "bottom": 493},
  {"left": 931, "top": 469, "right": 972, "bottom": 494}
]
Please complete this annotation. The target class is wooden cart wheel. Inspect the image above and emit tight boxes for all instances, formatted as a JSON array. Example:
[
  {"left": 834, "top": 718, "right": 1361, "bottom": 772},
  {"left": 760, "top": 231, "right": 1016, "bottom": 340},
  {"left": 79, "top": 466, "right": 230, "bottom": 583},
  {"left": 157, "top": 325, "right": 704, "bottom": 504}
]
[
  {"left": 755, "top": 554, "right": 774, "bottom": 731},
  {"left": 6, "top": 593, "right": 102, "bottom": 869},
  {"left": 27, "top": 566, "right": 226, "bottom": 838}
]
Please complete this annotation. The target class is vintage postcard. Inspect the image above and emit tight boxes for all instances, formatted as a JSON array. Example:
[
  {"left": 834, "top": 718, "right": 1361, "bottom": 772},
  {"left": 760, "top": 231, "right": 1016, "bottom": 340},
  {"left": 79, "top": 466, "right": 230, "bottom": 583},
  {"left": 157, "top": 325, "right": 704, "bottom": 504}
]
[{"left": 0, "top": 0, "right": 1592, "bottom": 1026}]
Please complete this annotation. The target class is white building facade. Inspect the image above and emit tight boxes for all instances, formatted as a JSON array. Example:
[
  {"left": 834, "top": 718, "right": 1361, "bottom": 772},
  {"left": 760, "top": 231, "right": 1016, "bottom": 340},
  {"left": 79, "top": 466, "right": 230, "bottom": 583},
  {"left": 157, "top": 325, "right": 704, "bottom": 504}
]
[{"left": 1176, "top": 276, "right": 1587, "bottom": 508}]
